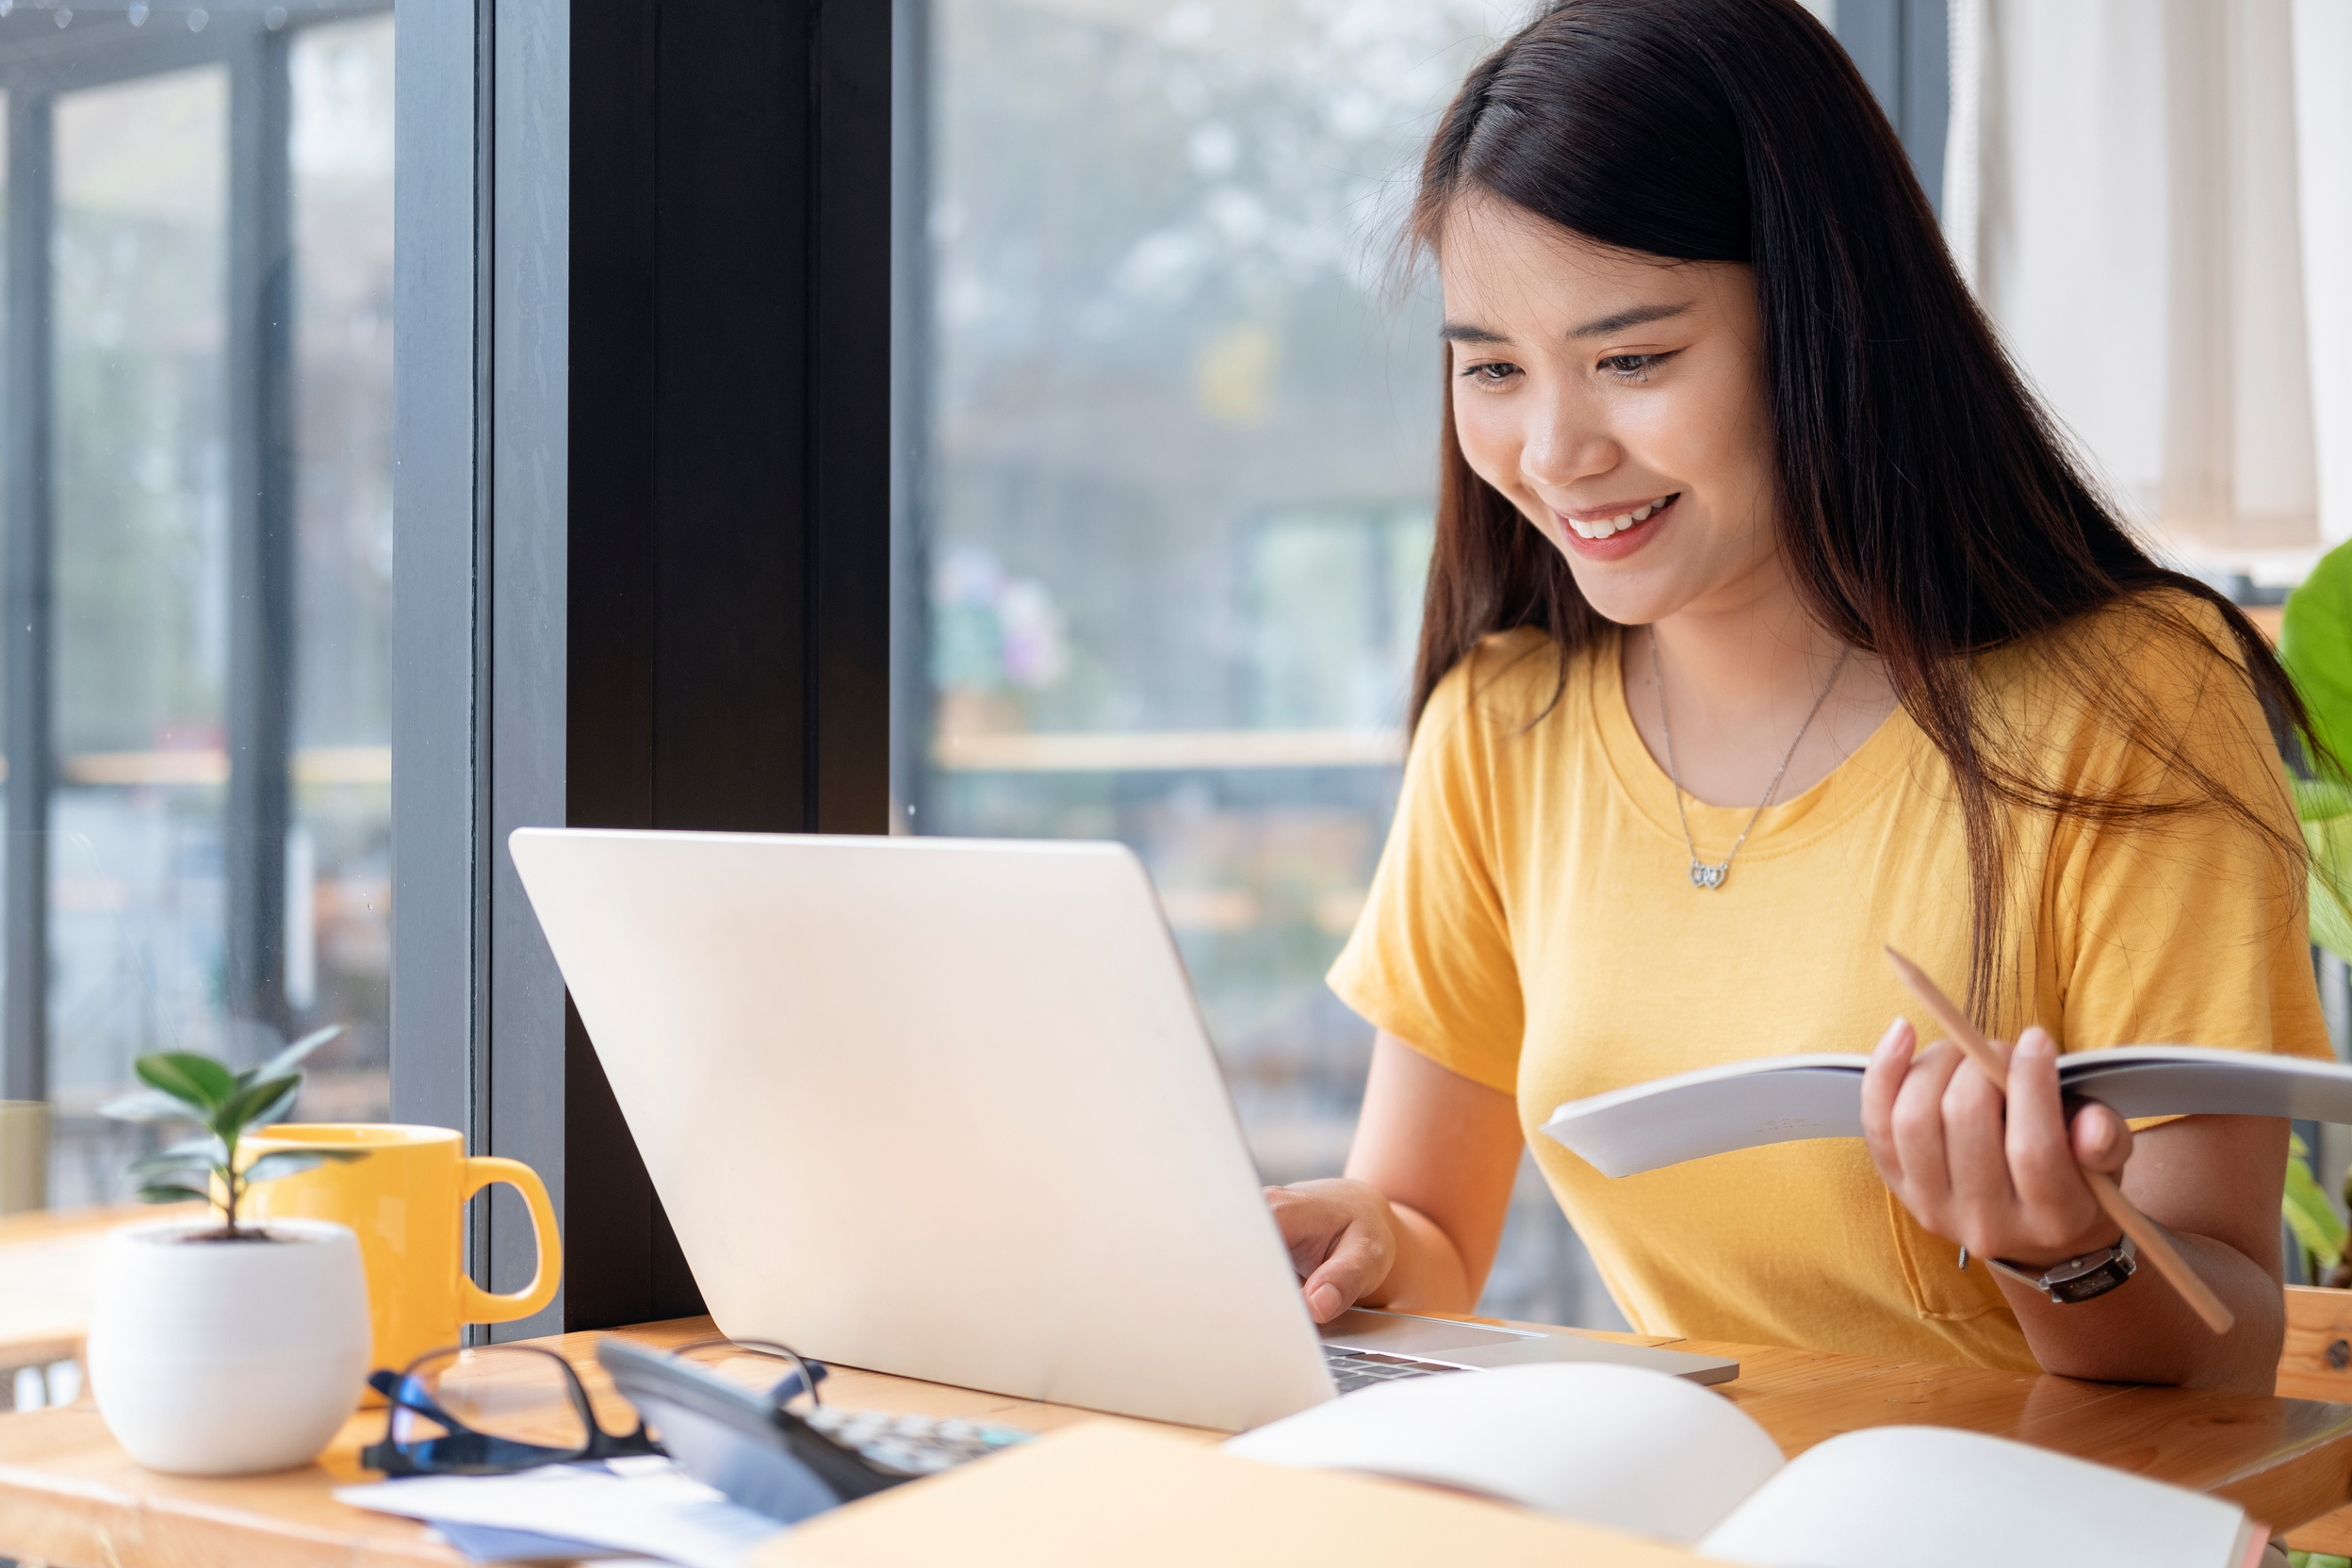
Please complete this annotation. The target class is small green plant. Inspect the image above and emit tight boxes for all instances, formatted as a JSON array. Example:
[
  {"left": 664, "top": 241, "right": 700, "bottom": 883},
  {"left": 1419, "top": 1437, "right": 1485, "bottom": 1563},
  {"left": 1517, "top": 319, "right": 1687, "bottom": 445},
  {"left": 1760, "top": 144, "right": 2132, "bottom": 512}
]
[
  {"left": 2286, "top": 1132, "right": 2352, "bottom": 1289},
  {"left": 100, "top": 1025, "right": 362, "bottom": 1239}
]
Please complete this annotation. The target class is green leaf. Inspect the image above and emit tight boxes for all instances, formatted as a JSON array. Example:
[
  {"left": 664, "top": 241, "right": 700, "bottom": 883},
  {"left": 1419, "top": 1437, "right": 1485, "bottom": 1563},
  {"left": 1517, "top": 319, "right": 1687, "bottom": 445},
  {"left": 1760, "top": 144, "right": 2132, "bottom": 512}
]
[
  {"left": 2297, "top": 777, "right": 2352, "bottom": 822},
  {"left": 208, "top": 1074, "right": 300, "bottom": 1140},
  {"left": 135, "top": 1052, "right": 237, "bottom": 1113},
  {"left": 246, "top": 1023, "right": 347, "bottom": 1086},
  {"left": 2285, "top": 552, "right": 2352, "bottom": 959},
  {"left": 99, "top": 1088, "right": 201, "bottom": 1122},
  {"left": 2286, "top": 1133, "right": 2348, "bottom": 1272},
  {"left": 240, "top": 1148, "right": 365, "bottom": 1185},
  {"left": 2294, "top": 780, "right": 2352, "bottom": 964},
  {"left": 125, "top": 1145, "right": 222, "bottom": 1184},
  {"left": 134, "top": 1183, "right": 211, "bottom": 1206},
  {"left": 244, "top": 1078, "right": 302, "bottom": 1132},
  {"left": 2285, "top": 541, "right": 2352, "bottom": 780},
  {"left": 240, "top": 1151, "right": 325, "bottom": 1184}
]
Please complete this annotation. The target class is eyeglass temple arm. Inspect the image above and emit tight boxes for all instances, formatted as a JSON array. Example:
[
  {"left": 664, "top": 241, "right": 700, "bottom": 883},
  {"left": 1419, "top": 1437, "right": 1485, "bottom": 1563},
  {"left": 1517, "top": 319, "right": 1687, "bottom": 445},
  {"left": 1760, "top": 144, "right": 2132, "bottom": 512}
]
[
  {"left": 661, "top": 1336, "right": 828, "bottom": 1410},
  {"left": 367, "top": 1367, "right": 486, "bottom": 1437}
]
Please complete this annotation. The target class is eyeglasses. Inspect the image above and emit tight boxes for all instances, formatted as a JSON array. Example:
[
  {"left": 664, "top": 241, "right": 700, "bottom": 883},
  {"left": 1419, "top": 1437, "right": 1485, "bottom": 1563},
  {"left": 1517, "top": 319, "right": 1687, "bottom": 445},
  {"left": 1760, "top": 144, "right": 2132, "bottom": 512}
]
[
  {"left": 361, "top": 1337, "right": 826, "bottom": 1478},
  {"left": 361, "top": 1343, "right": 659, "bottom": 1477}
]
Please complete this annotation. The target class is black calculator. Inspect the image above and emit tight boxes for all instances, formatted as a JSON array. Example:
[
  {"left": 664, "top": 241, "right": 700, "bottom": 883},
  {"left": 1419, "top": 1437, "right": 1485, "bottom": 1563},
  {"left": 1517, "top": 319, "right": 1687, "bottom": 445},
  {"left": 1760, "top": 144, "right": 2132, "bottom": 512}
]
[{"left": 596, "top": 1337, "right": 1032, "bottom": 1524}]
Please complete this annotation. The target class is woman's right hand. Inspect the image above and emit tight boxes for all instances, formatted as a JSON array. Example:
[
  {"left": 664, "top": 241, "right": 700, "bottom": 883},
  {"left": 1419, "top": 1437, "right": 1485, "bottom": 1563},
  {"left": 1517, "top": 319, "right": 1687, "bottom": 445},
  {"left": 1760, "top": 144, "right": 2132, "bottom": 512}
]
[{"left": 1265, "top": 1177, "right": 1399, "bottom": 1323}]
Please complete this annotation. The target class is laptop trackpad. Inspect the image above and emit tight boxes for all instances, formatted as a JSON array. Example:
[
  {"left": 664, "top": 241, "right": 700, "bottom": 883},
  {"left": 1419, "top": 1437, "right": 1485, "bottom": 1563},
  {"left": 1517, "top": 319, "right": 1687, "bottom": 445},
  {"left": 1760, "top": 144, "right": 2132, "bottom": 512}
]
[{"left": 1317, "top": 1309, "right": 1540, "bottom": 1357}]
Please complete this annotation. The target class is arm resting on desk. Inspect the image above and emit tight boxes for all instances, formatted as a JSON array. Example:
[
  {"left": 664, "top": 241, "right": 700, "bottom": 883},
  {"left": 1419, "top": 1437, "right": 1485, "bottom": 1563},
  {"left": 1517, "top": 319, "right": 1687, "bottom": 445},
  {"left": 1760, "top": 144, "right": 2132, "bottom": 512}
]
[{"left": 1266, "top": 1034, "right": 1523, "bottom": 1323}]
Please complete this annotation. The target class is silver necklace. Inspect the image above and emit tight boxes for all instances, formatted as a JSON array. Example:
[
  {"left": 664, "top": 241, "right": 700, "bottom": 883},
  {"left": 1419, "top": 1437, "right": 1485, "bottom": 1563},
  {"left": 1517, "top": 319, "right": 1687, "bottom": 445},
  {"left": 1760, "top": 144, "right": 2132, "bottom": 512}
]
[{"left": 1650, "top": 633, "right": 1851, "bottom": 890}]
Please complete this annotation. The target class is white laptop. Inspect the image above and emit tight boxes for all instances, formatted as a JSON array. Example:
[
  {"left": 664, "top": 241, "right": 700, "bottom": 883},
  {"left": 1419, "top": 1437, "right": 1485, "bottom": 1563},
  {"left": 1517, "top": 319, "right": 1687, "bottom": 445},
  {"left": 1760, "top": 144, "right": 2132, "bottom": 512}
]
[{"left": 508, "top": 828, "right": 1738, "bottom": 1431}]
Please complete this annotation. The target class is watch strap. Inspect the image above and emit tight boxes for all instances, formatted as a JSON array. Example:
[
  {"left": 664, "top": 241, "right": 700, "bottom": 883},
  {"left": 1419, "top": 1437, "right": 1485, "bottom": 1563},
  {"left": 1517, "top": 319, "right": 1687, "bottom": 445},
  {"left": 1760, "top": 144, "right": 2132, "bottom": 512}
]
[{"left": 1984, "top": 1233, "right": 2138, "bottom": 1304}]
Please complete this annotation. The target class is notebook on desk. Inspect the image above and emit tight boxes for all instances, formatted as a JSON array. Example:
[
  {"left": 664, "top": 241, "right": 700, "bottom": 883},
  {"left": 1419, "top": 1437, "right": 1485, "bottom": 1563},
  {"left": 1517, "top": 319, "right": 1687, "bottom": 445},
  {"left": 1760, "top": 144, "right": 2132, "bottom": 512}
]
[
  {"left": 507, "top": 828, "right": 1737, "bottom": 1431},
  {"left": 764, "top": 1378, "right": 2267, "bottom": 1568}
]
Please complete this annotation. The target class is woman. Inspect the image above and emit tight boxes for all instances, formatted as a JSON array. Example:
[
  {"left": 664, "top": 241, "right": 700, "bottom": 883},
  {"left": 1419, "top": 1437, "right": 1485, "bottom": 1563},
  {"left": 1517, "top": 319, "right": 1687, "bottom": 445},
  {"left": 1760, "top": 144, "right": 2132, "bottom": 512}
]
[{"left": 1268, "top": 0, "right": 2329, "bottom": 1392}]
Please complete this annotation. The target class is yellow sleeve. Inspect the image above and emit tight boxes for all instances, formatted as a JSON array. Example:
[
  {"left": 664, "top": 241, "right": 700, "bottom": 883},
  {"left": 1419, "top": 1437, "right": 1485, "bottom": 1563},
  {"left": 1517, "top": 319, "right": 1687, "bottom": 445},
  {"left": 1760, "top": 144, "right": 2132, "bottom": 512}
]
[
  {"left": 1326, "top": 656, "right": 1524, "bottom": 1094},
  {"left": 2049, "top": 602, "right": 2332, "bottom": 1071}
]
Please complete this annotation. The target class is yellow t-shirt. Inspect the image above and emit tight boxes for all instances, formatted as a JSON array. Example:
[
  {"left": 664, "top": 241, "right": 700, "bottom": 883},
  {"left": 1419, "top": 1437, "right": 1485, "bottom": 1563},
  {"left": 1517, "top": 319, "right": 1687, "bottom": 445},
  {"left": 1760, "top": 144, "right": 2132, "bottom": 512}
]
[{"left": 1328, "top": 596, "right": 2330, "bottom": 1370}]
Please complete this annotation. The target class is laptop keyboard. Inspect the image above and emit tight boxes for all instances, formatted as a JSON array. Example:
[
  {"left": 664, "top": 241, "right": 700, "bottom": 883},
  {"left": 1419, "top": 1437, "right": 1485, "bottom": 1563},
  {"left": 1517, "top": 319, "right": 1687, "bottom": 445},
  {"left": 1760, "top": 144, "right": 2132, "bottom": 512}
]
[{"left": 1322, "top": 1346, "right": 1472, "bottom": 1394}]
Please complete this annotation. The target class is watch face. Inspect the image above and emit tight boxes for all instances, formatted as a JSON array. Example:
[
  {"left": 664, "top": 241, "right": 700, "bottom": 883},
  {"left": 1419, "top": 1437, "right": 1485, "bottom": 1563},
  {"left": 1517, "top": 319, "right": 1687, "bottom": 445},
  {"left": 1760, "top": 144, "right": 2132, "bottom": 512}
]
[{"left": 2050, "top": 1256, "right": 2135, "bottom": 1304}]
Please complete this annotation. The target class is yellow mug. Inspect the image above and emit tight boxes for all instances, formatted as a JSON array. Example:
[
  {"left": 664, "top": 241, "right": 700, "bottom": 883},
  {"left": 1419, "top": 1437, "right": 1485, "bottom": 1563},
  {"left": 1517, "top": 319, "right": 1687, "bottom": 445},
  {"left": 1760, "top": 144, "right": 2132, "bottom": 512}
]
[{"left": 241, "top": 1124, "right": 562, "bottom": 1383}]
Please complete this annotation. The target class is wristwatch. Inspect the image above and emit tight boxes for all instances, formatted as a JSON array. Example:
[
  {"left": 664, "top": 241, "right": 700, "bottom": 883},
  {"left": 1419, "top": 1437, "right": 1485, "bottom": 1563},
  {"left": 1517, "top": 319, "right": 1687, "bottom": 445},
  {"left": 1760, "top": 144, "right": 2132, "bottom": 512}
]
[{"left": 1968, "top": 1234, "right": 2139, "bottom": 1304}]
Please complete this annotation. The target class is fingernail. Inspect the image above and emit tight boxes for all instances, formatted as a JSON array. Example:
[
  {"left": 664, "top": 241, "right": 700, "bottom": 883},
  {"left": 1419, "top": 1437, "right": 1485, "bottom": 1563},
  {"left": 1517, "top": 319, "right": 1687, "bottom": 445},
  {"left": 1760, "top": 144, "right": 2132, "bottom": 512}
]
[
  {"left": 1309, "top": 1282, "right": 1342, "bottom": 1320},
  {"left": 2019, "top": 1025, "right": 2054, "bottom": 1057},
  {"left": 1875, "top": 1017, "right": 1909, "bottom": 1057},
  {"left": 2072, "top": 1105, "right": 2114, "bottom": 1154}
]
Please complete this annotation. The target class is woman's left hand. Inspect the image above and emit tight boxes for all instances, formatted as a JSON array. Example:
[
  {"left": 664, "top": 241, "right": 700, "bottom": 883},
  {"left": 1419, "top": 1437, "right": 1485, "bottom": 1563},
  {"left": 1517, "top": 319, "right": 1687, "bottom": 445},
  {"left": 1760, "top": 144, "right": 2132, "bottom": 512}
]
[{"left": 1859, "top": 1018, "right": 2131, "bottom": 1268}]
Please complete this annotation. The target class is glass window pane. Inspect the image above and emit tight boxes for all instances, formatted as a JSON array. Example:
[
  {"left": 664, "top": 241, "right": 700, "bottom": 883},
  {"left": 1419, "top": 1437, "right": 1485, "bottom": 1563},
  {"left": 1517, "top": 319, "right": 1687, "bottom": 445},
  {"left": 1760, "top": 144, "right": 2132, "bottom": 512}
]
[
  {"left": 288, "top": 12, "right": 394, "bottom": 1121},
  {"left": 53, "top": 64, "right": 234, "bottom": 1201},
  {"left": 0, "top": 6, "right": 398, "bottom": 1212},
  {"left": 919, "top": 0, "right": 1621, "bottom": 1326}
]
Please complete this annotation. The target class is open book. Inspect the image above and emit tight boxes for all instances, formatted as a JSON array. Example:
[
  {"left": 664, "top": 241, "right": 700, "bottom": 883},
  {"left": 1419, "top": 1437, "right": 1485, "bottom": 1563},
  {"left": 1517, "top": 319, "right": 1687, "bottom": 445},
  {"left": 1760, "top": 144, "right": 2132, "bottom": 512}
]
[
  {"left": 1223, "top": 1363, "right": 2266, "bottom": 1568},
  {"left": 1540, "top": 1044, "right": 2352, "bottom": 1178}
]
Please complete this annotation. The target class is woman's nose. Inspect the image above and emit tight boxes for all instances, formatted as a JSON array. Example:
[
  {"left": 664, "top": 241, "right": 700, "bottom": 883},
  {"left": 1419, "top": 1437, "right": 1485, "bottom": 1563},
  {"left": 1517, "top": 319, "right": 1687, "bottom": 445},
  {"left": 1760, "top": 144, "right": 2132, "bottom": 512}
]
[{"left": 1518, "top": 396, "right": 1618, "bottom": 493}]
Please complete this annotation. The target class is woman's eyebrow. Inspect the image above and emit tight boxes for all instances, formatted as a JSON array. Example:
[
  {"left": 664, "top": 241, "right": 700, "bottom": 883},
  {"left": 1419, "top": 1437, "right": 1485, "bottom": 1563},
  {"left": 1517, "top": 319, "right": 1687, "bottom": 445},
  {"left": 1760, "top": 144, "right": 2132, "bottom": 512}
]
[
  {"left": 1439, "top": 319, "right": 1510, "bottom": 344},
  {"left": 1568, "top": 301, "right": 1693, "bottom": 338}
]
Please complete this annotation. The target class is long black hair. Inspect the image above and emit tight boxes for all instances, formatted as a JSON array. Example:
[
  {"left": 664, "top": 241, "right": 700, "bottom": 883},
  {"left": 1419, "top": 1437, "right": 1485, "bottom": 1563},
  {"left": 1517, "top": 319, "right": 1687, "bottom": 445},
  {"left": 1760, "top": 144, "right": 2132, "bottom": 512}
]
[{"left": 1409, "top": 0, "right": 2315, "bottom": 1021}]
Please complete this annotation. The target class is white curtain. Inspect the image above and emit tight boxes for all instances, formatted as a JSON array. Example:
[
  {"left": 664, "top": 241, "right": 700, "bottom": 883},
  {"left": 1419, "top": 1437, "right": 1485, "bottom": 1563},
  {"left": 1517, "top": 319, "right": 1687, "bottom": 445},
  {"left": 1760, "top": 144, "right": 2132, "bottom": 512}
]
[{"left": 1943, "top": 0, "right": 2352, "bottom": 567}]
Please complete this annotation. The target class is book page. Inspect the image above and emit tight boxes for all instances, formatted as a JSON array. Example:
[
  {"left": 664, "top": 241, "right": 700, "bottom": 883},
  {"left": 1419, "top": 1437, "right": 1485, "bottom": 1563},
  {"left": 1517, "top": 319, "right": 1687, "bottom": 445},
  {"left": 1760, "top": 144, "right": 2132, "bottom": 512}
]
[
  {"left": 2065, "top": 1047, "right": 2352, "bottom": 1122},
  {"left": 1695, "top": 1425, "right": 2254, "bottom": 1568},
  {"left": 1222, "top": 1363, "right": 1785, "bottom": 1544},
  {"left": 1541, "top": 1057, "right": 1870, "bottom": 1177},
  {"left": 1544, "top": 1047, "right": 2352, "bottom": 1179}
]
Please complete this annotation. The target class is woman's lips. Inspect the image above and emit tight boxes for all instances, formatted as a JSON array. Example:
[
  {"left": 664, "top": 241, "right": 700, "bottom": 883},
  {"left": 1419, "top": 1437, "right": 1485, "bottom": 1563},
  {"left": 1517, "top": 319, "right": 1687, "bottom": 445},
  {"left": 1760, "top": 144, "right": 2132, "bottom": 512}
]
[{"left": 1555, "top": 492, "right": 1678, "bottom": 560}]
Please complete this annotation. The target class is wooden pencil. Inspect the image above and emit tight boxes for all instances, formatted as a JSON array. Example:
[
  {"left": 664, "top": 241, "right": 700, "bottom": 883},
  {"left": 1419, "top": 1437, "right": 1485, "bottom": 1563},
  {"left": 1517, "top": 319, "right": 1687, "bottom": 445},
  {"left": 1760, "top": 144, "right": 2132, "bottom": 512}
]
[{"left": 1881, "top": 945, "right": 2234, "bottom": 1336}]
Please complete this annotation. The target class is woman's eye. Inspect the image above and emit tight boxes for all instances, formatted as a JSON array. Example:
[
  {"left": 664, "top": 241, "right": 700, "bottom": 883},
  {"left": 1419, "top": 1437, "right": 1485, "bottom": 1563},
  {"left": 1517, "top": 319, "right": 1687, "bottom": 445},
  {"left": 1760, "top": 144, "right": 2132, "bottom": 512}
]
[
  {"left": 1600, "top": 352, "right": 1667, "bottom": 382},
  {"left": 1459, "top": 361, "right": 1521, "bottom": 386}
]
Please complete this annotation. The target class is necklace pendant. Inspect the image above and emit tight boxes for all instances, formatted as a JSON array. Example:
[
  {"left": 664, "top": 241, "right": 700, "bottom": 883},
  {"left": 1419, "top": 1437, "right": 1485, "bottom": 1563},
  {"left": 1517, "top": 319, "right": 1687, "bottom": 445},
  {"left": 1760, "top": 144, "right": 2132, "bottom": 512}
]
[{"left": 1690, "top": 861, "right": 1727, "bottom": 890}]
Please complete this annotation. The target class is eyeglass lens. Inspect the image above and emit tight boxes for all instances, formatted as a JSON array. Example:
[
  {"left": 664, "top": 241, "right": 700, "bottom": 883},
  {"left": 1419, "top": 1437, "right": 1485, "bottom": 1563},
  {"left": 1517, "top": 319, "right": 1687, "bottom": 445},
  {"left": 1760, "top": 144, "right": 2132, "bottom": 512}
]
[
  {"left": 668, "top": 1338, "right": 822, "bottom": 1405},
  {"left": 386, "top": 1347, "right": 593, "bottom": 1470}
]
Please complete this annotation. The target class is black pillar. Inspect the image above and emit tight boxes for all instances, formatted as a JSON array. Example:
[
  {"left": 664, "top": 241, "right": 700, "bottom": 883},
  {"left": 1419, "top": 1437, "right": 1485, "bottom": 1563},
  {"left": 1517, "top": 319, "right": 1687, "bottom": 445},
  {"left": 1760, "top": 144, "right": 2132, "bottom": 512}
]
[
  {"left": 4, "top": 93, "right": 53, "bottom": 1106},
  {"left": 392, "top": 0, "right": 896, "bottom": 1337},
  {"left": 225, "top": 24, "right": 296, "bottom": 1040},
  {"left": 556, "top": 0, "right": 892, "bottom": 1331}
]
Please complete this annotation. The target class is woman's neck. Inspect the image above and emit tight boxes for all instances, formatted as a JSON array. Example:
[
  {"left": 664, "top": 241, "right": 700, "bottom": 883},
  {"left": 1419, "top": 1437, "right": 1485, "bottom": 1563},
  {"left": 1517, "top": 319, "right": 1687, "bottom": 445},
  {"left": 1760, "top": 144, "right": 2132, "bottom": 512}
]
[{"left": 1621, "top": 564, "right": 1900, "bottom": 808}]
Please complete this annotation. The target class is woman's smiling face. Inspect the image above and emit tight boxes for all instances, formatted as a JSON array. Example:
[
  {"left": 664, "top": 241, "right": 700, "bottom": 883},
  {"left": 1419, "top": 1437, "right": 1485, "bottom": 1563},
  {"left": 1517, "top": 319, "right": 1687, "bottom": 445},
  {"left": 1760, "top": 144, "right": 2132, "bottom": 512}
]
[{"left": 1438, "top": 195, "right": 1781, "bottom": 628}]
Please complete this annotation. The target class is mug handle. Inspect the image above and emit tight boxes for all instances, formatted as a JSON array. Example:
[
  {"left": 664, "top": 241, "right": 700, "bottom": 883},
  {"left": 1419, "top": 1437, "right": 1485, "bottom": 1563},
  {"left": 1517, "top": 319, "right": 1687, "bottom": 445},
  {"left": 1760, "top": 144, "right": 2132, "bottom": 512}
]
[{"left": 455, "top": 1155, "right": 564, "bottom": 1324}]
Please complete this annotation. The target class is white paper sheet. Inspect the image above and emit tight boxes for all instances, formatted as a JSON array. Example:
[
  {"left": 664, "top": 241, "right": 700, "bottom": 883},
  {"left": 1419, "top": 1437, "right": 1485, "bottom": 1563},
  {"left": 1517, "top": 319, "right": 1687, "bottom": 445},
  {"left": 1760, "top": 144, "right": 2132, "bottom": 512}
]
[{"left": 335, "top": 1457, "right": 785, "bottom": 1568}]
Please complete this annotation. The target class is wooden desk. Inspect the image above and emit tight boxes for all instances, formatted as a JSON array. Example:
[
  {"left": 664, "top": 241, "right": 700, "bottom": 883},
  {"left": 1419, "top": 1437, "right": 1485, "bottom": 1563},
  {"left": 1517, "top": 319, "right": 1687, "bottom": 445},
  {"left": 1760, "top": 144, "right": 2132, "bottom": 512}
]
[
  {"left": 3, "top": 1314, "right": 2350, "bottom": 1567},
  {"left": 0, "top": 1202, "right": 197, "bottom": 1396}
]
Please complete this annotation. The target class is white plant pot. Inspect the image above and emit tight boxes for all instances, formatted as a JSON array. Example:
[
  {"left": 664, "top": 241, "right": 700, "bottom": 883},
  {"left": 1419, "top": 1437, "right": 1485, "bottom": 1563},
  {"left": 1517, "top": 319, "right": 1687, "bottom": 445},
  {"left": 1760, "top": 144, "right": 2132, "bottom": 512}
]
[{"left": 86, "top": 1216, "right": 371, "bottom": 1475}]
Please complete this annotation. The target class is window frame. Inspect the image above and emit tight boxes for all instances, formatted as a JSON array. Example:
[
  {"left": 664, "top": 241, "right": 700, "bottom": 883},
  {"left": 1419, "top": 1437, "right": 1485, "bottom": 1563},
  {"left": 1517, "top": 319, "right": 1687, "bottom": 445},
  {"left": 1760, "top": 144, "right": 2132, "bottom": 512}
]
[
  {"left": 390, "top": 0, "right": 894, "bottom": 1333},
  {"left": 0, "top": 6, "right": 389, "bottom": 1125}
]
